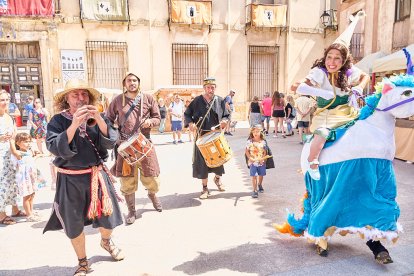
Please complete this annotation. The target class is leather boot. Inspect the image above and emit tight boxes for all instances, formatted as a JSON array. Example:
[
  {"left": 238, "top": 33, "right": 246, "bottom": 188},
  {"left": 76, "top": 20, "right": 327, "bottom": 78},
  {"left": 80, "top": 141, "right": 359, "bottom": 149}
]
[
  {"left": 124, "top": 193, "right": 136, "bottom": 224},
  {"left": 148, "top": 193, "right": 162, "bottom": 212}
]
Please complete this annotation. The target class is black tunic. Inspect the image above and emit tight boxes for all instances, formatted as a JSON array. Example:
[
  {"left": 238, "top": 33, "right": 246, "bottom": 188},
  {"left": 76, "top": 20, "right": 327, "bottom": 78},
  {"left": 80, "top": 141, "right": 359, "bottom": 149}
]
[
  {"left": 43, "top": 114, "right": 123, "bottom": 239},
  {"left": 184, "top": 95, "right": 230, "bottom": 179}
]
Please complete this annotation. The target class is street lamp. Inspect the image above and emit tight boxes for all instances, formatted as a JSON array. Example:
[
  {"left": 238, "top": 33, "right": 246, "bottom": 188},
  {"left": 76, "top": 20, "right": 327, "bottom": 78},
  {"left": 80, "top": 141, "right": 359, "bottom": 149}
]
[{"left": 320, "top": 9, "right": 338, "bottom": 38}]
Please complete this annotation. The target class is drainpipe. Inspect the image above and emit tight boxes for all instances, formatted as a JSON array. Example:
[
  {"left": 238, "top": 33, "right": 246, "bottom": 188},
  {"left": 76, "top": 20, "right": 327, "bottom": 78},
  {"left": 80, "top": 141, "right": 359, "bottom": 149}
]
[
  {"left": 284, "top": 0, "right": 291, "bottom": 93},
  {"left": 227, "top": 0, "right": 231, "bottom": 94},
  {"left": 148, "top": 0, "right": 154, "bottom": 89}
]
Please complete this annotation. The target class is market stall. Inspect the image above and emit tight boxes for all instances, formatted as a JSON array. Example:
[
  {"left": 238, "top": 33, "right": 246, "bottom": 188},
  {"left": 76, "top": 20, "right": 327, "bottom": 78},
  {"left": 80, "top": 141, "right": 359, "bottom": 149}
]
[{"left": 372, "top": 44, "right": 414, "bottom": 162}]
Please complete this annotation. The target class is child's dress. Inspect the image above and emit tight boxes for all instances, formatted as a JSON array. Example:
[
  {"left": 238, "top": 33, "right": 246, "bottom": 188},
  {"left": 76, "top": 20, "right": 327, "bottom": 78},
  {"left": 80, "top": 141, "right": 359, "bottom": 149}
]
[{"left": 11, "top": 152, "right": 46, "bottom": 197}]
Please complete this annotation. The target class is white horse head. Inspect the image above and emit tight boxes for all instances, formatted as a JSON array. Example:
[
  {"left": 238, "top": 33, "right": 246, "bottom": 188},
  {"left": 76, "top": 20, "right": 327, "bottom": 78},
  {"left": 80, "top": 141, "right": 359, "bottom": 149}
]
[
  {"left": 375, "top": 75, "right": 414, "bottom": 119},
  {"left": 300, "top": 74, "right": 414, "bottom": 172}
]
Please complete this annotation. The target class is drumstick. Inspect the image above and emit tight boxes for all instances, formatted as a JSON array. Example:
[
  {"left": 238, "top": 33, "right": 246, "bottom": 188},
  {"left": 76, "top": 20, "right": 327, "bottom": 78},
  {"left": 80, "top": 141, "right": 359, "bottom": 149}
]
[{"left": 210, "top": 124, "right": 221, "bottom": 130}]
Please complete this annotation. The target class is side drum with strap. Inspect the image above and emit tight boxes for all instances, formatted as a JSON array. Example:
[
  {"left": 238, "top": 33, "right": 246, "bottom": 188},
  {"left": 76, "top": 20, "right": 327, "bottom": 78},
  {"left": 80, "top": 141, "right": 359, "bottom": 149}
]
[
  {"left": 196, "top": 131, "right": 232, "bottom": 168},
  {"left": 118, "top": 132, "right": 153, "bottom": 164}
]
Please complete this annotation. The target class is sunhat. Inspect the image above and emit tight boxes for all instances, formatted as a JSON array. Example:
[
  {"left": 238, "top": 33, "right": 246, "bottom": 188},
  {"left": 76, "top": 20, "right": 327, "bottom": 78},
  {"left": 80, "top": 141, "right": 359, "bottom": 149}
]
[{"left": 54, "top": 79, "right": 101, "bottom": 104}]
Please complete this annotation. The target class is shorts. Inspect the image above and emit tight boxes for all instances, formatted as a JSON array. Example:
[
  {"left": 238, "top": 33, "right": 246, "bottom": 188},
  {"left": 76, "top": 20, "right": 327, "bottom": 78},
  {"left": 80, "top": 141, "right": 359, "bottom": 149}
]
[
  {"left": 297, "top": 121, "right": 310, "bottom": 128},
  {"left": 272, "top": 110, "right": 285, "bottom": 118},
  {"left": 171, "top": 121, "right": 183, "bottom": 131},
  {"left": 249, "top": 164, "right": 266, "bottom": 176},
  {"left": 261, "top": 115, "right": 271, "bottom": 123}
]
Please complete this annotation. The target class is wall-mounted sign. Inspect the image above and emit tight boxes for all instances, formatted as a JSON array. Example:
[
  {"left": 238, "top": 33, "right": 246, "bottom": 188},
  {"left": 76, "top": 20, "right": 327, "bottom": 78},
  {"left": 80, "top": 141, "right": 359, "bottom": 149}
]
[{"left": 61, "top": 50, "right": 86, "bottom": 84}]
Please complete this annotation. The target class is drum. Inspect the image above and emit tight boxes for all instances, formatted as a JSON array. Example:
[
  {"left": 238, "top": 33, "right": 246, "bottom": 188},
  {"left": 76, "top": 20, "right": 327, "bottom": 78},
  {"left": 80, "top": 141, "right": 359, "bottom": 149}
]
[
  {"left": 196, "top": 131, "right": 232, "bottom": 168},
  {"left": 118, "top": 132, "right": 153, "bottom": 164}
]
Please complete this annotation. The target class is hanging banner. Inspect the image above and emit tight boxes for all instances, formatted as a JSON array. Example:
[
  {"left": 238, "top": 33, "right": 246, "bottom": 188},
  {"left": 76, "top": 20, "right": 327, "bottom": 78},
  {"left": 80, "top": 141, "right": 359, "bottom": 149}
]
[
  {"left": 61, "top": 50, "right": 86, "bottom": 84},
  {"left": 0, "top": 0, "right": 54, "bottom": 16},
  {"left": 81, "top": 0, "right": 129, "bottom": 21},
  {"left": 171, "top": 0, "right": 212, "bottom": 25},
  {"left": 251, "top": 4, "right": 287, "bottom": 27}
]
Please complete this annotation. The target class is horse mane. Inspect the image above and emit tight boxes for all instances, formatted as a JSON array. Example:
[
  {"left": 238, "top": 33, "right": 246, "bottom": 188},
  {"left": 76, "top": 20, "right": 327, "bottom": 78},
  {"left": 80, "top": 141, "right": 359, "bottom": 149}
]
[{"left": 359, "top": 74, "right": 414, "bottom": 120}]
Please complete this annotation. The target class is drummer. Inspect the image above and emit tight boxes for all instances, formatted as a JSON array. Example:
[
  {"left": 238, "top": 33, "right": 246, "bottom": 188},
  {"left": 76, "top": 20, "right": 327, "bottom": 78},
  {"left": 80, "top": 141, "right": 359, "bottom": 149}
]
[
  {"left": 106, "top": 73, "right": 162, "bottom": 225},
  {"left": 184, "top": 77, "right": 230, "bottom": 199}
]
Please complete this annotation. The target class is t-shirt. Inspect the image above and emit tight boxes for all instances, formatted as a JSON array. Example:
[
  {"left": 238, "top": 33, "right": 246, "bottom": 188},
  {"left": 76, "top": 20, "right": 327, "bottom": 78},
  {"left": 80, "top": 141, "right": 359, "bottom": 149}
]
[
  {"left": 295, "top": 96, "right": 314, "bottom": 122},
  {"left": 8, "top": 103, "right": 18, "bottom": 117},
  {"left": 159, "top": 105, "right": 167, "bottom": 119},
  {"left": 250, "top": 102, "right": 261, "bottom": 113},
  {"left": 24, "top": 103, "right": 34, "bottom": 115},
  {"left": 261, "top": 97, "right": 272, "bottom": 116},
  {"left": 285, "top": 103, "right": 295, "bottom": 119},
  {"left": 246, "top": 139, "right": 267, "bottom": 167},
  {"left": 169, "top": 100, "right": 184, "bottom": 121},
  {"left": 224, "top": 95, "right": 234, "bottom": 112}
]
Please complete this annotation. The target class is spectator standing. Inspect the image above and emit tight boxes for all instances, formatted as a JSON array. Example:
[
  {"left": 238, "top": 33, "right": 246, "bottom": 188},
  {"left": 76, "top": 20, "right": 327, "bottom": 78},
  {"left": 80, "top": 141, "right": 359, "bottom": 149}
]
[
  {"left": 24, "top": 96, "right": 34, "bottom": 129},
  {"left": 295, "top": 95, "right": 314, "bottom": 144},
  {"left": 285, "top": 95, "right": 296, "bottom": 136},
  {"left": 169, "top": 93, "right": 185, "bottom": 144},
  {"left": 0, "top": 90, "right": 25, "bottom": 225},
  {"left": 29, "top": 98, "right": 49, "bottom": 155},
  {"left": 7, "top": 93, "right": 21, "bottom": 121},
  {"left": 260, "top": 92, "right": 272, "bottom": 135},
  {"left": 224, "top": 89, "right": 236, "bottom": 135},
  {"left": 271, "top": 91, "right": 286, "bottom": 138},
  {"left": 248, "top": 96, "right": 262, "bottom": 127},
  {"left": 158, "top": 98, "right": 167, "bottom": 133}
]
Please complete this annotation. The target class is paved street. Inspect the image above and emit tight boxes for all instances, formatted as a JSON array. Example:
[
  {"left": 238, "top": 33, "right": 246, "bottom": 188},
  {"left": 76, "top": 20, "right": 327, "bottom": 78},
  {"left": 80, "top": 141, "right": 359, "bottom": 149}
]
[{"left": 0, "top": 124, "right": 413, "bottom": 276}]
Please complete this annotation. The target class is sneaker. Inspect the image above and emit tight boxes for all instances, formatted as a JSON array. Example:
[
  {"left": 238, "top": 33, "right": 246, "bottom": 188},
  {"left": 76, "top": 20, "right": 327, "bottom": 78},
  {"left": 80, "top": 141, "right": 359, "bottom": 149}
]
[
  {"left": 252, "top": 191, "right": 259, "bottom": 198},
  {"left": 227, "top": 132, "right": 233, "bottom": 136},
  {"left": 273, "top": 135, "right": 278, "bottom": 138},
  {"left": 258, "top": 184, "right": 264, "bottom": 193},
  {"left": 173, "top": 140, "right": 177, "bottom": 144},
  {"left": 178, "top": 140, "right": 184, "bottom": 143},
  {"left": 26, "top": 215, "right": 41, "bottom": 222}
]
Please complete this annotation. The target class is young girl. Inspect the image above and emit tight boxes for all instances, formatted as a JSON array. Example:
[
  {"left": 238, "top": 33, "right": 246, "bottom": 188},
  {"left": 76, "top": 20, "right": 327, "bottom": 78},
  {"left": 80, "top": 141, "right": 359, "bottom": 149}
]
[
  {"left": 245, "top": 125, "right": 273, "bottom": 198},
  {"left": 12, "top": 132, "right": 45, "bottom": 222}
]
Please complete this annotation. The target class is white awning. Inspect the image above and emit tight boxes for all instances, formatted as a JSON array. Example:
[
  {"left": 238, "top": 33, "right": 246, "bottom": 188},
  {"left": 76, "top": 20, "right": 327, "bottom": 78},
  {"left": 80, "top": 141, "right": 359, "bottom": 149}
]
[
  {"left": 354, "top": 51, "right": 386, "bottom": 74},
  {"left": 372, "top": 44, "right": 414, "bottom": 73}
]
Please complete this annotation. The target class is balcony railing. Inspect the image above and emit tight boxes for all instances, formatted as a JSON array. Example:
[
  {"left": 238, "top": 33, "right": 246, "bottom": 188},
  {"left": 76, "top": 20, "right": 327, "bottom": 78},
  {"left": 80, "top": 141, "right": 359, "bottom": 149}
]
[{"left": 350, "top": 32, "right": 364, "bottom": 61}]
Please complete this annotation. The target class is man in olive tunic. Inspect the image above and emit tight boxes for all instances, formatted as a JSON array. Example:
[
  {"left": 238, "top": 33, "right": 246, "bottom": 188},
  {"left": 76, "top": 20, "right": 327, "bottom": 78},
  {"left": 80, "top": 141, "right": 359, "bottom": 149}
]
[
  {"left": 184, "top": 77, "right": 230, "bottom": 199},
  {"left": 106, "top": 73, "right": 162, "bottom": 225},
  {"left": 44, "top": 79, "right": 124, "bottom": 276}
]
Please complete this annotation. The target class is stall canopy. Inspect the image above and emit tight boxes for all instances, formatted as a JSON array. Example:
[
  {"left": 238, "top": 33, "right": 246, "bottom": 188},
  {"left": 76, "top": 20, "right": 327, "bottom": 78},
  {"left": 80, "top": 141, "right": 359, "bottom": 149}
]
[
  {"left": 372, "top": 44, "right": 414, "bottom": 73},
  {"left": 354, "top": 51, "right": 386, "bottom": 74}
]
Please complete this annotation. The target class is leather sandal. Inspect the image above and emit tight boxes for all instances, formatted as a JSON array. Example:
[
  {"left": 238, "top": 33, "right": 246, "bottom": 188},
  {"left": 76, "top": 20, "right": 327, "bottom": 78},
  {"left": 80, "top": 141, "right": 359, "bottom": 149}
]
[
  {"left": 100, "top": 238, "right": 125, "bottom": 261},
  {"left": 375, "top": 251, "right": 393, "bottom": 264},
  {"left": 213, "top": 176, "right": 225, "bottom": 192},
  {"left": 199, "top": 186, "right": 210, "bottom": 199},
  {"left": 11, "top": 210, "right": 27, "bottom": 217},
  {"left": 0, "top": 216, "right": 16, "bottom": 225},
  {"left": 73, "top": 257, "right": 89, "bottom": 276}
]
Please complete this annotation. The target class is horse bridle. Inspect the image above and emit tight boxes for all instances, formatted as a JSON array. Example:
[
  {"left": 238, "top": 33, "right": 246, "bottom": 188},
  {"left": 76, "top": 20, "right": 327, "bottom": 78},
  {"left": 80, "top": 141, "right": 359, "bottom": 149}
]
[{"left": 353, "top": 89, "right": 414, "bottom": 112}]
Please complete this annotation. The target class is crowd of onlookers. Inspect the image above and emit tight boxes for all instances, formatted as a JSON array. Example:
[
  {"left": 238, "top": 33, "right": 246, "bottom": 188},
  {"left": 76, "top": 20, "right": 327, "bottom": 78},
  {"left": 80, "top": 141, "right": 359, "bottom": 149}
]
[{"left": 248, "top": 91, "right": 316, "bottom": 144}]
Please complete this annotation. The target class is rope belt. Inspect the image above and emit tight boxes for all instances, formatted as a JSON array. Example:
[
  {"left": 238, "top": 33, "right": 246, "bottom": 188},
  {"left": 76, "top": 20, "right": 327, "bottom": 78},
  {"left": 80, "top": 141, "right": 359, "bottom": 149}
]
[{"left": 57, "top": 165, "right": 113, "bottom": 220}]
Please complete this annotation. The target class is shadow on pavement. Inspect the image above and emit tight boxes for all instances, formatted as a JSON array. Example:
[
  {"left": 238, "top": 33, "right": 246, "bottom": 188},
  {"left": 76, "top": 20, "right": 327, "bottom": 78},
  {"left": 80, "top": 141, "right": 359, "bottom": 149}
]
[
  {"left": 172, "top": 239, "right": 378, "bottom": 275},
  {"left": 0, "top": 266, "right": 71, "bottom": 276}
]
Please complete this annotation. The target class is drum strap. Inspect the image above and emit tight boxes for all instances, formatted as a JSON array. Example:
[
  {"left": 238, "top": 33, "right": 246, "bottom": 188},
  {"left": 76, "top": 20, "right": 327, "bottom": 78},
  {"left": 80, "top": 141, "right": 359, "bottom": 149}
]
[
  {"left": 196, "top": 96, "right": 217, "bottom": 138},
  {"left": 120, "top": 94, "right": 141, "bottom": 132}
]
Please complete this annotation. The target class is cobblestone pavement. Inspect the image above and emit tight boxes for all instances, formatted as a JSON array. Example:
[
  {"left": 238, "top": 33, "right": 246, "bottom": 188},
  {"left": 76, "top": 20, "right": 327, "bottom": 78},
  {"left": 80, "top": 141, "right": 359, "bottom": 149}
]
[{"left": 1, "top": 124, "right": 413, "bottom": 275}]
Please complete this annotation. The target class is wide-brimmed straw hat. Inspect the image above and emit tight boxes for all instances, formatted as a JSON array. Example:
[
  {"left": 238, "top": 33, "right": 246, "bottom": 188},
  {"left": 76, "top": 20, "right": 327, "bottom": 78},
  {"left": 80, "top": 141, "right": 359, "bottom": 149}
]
[{"left": 54, "top": 79, "right": 101, "bottom": 104}]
